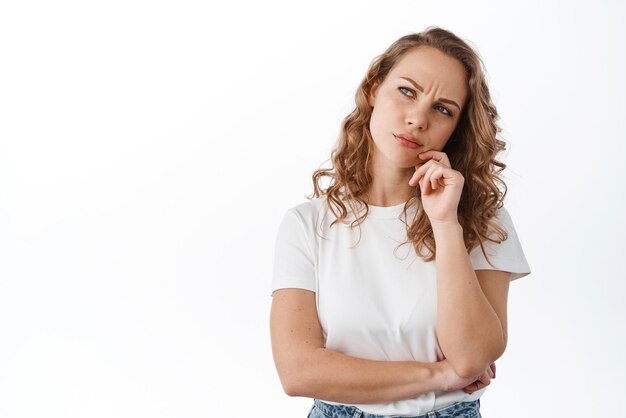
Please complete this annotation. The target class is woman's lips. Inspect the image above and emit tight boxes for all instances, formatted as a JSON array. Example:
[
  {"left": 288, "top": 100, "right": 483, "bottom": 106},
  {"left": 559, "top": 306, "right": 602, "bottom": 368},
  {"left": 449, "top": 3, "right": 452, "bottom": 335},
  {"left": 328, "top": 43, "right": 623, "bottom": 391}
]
[{"left": 393, "top": 134, "right": 422, "bottom": 149}]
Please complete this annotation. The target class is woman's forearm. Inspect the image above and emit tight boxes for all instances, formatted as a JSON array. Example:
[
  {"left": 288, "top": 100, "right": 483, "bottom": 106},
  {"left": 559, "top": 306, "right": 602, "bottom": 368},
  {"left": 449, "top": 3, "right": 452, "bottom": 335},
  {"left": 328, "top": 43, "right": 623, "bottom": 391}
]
[
  {"left": 287, "top": 347, "right": 445, "bottom": 404},
  {"left": 432, "top": 221, "right": 505, "bottom": 377}
]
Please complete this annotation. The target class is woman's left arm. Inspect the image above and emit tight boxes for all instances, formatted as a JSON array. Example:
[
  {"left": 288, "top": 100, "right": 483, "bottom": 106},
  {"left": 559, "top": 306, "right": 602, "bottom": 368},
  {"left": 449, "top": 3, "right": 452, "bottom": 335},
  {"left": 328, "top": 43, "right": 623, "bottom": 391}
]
[
  {"left": 410, "top": 150, "right": 509, "bottom": 379},
  {"left": 432, "top": 222, "right": 509, "bottom": 379}
]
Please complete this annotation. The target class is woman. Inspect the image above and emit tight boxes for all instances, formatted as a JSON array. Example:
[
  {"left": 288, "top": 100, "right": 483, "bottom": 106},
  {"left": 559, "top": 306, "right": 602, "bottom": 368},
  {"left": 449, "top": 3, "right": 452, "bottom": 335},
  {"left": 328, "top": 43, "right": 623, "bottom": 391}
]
[{"left": 270, "top": 26, "right": 531, "bottom": 418}]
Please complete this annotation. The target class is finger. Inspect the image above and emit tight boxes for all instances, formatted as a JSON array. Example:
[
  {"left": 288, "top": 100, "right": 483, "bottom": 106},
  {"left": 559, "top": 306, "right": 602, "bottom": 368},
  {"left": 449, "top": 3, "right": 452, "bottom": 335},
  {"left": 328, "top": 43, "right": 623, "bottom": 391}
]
[
  {"left": 431, "top": 170, "right": 440, "bottom": 191},
  {"left": 409, "top": 163, "right": 426, "bottom": 186},
  {"left": 464, "top": 381, "right": 487, "bottom": 394},
  {"left": 418, "top": 150, "right": 451, "bottom": 168},
  {"left": 428, "top": 165, "right": 449, "bottom": 192},
  {"left": 424, "top": 166, "right": 442, "bottom": 194},
  {"left": 423, "top": 164, "right": 440, "bottom": 192},
  {"left": 424, "top": 165, "right": 437, "bottom": 191},
  {"left": 410, "top": 160, "right": 435, "bottom": 186},
  {"left": 409, "top": 170, "right": 422, "bottom": 187},
  {"left": 480, "top": 373, "right": 491, "bottom": 385},
  {"left": 418, "top": 164, "right": 433, "bottom": 194},
  {"left": 491, "top": 362, "right": 496, "bottom": 379},
  {"left": 476, "top": 371, "right": 490, "bottom": 386},
  {"left": 430, "top": 167, "right": 446, "bottom": 191},
  {"left": 420, "top": 176, "right": 431, "bottom": 195}
]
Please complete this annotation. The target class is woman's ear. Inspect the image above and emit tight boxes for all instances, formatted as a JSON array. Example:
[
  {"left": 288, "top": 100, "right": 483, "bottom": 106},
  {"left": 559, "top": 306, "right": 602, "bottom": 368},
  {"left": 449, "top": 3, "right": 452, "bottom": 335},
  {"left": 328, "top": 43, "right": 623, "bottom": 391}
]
[{"left": 368, "top": 81, "right": 380, "bottom": 108}]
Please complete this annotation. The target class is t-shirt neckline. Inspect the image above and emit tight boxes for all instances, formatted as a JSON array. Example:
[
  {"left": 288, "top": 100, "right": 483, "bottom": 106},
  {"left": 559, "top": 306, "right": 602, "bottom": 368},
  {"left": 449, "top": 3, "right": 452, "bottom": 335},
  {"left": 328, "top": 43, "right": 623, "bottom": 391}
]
[{"left": 362, "top": 201, "right": 409, "bottom": 219}]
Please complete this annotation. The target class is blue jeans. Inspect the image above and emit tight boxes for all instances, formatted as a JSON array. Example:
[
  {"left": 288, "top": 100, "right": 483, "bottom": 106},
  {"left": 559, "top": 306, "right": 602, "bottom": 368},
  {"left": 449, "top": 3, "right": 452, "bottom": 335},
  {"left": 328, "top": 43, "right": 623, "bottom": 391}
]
[{"left": 307, "top": 398, "right": 481, "bottom": 418}]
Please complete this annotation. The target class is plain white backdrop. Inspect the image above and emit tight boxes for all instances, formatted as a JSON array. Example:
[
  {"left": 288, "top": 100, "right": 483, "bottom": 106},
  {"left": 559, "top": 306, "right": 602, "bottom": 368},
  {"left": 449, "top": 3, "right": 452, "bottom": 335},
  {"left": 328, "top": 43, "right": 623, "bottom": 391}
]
[{"left": 1, "top": 1, "right": 624, "bottom": 417}]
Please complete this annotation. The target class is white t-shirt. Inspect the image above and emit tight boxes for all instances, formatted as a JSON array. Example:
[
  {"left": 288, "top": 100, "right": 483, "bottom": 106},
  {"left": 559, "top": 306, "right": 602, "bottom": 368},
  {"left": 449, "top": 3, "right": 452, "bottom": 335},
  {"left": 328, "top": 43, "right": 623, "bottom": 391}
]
[{"left": 271, "top": 197, "right": 531, "bottom": 416}]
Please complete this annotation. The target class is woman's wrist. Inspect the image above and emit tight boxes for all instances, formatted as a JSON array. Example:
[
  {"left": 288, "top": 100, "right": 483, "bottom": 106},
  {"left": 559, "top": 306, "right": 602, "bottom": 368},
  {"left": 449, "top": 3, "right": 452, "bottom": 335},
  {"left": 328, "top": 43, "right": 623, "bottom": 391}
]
[
  {"left": 431, "top": 220, "right": 462, "bottom": 237},
  {"left": 429, "top": 360, "right": 450, "bottom": 392}
]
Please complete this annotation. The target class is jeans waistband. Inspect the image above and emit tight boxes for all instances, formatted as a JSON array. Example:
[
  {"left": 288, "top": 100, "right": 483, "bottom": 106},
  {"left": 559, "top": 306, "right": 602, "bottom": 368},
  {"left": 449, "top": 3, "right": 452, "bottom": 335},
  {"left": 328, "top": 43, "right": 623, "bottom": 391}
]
[{"left": 313, "top": 398, "right": 480, "bottom": 418}]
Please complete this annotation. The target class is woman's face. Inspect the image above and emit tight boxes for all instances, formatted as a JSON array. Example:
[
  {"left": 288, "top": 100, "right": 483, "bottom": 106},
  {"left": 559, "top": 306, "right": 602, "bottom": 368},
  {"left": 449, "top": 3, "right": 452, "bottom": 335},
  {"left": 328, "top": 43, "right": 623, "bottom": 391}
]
[{"left": 368, "top": 46, "right": 469, "bottom": 168}]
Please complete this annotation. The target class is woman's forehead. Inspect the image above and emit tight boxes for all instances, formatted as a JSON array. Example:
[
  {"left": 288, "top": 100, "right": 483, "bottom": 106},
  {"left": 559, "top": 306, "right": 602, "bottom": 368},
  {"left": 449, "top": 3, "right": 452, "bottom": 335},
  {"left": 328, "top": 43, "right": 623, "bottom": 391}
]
[
  {"left": 388, "top": 47, "right": 468, "bottom": 101},
  {"left": 393, "top": 46, "right": 463, "bottom": 73}
]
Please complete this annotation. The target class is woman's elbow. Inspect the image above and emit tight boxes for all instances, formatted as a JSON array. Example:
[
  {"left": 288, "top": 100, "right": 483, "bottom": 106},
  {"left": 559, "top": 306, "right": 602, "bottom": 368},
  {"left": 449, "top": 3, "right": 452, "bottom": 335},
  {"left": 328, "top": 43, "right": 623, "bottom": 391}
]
[
  {"left": 275, "top": 357, "right": 313, "bottom": 397},
  {"left": 281, "top": 377, "right": 305, "bottom": 397},
  {"left": 454, "top": 362, "right": 488, "bottom": 379},
  {"left": 454, "top": 345, "right": 506, "bottom": 378},
  {"left": 278, "top": 368, "right": 313, "bottom": 397}
]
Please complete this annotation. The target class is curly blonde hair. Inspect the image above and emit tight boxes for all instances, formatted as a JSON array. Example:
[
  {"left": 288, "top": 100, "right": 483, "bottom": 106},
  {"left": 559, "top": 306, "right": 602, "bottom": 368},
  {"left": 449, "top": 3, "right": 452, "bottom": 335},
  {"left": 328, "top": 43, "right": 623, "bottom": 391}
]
[{"left": 306, "top": 26, "right": 508, "bottom": 265}]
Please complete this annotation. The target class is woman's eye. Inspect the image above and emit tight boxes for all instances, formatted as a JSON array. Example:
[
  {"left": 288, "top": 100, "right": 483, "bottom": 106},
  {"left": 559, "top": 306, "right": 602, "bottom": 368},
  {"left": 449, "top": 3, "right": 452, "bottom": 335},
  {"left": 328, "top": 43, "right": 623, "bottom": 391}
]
[
  {"left": 436, "top": 105, "right": 453, "bottom": 117},
  {"left": 398, "top": 87, "right": 414, "bottom": 97},
  {"left": 399, "top": 87, "right": 453, "bottom": 117}
]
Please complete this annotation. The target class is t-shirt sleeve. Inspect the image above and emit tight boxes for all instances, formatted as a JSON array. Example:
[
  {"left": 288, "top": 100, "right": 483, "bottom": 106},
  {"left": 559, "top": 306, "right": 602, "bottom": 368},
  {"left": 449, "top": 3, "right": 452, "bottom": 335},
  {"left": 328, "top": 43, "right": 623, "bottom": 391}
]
[
  {"left": 469, "top": 207, "right": 531, "bottom": 282},
  {"left": 271, "top": 208, "right": 317, "bottom": 296}
]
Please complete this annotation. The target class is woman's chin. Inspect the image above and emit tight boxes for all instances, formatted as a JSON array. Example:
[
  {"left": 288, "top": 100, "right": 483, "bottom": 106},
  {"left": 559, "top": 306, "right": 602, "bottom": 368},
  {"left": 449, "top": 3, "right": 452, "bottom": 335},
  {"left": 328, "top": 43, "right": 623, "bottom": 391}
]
[{"left": 394, "top": 157, "right": 422, "bottom": 169}]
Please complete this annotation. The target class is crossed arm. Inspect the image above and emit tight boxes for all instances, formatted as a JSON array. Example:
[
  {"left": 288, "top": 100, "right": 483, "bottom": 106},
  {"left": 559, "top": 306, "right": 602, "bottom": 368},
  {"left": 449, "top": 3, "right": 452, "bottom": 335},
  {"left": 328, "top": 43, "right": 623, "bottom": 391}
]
[
  {"left": 270, "top": 225, "right": 511, "bottom": 401},
  {"left": 269, "top": 288, "right": 447, "bottom": 403},
  {"left": 433, "top": 222, "right": 510, "bottom": 378}
]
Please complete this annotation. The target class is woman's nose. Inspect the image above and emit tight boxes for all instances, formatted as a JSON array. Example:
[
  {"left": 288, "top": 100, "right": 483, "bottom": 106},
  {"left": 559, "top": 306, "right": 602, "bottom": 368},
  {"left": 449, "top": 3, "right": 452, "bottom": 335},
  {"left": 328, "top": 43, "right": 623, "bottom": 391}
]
[{"left": 406, "top": 106, "right": 428, "bottom": 131}]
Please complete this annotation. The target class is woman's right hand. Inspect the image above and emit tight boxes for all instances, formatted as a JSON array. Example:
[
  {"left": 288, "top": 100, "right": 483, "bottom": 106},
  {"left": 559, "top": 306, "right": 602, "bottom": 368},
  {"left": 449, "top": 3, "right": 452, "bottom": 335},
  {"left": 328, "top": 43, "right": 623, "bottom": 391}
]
[{"left": 437, "top": 359, "right": 496, "bottom": 394}]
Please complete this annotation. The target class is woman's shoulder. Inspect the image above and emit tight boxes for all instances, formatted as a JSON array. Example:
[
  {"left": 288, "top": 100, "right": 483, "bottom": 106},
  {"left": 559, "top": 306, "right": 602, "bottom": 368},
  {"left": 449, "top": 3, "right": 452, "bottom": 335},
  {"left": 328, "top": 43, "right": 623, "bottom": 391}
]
[
  {"left": 282, "top": 196, "right": 324, "bottom": 222},
  {"left": 289, "top": 196, "right": 326, "bottom": 215},
  {"left": 284, "top": 196, "right": 352, "bottom": 235},
  {"left": 492, "top": 205, "right": 516, "bottom": 228},
  {"left": 280, "top": 197, "right": 328, "bottom": 229},
  {"left": 481, "top": 205, "right": 524, "bottom": 243}
]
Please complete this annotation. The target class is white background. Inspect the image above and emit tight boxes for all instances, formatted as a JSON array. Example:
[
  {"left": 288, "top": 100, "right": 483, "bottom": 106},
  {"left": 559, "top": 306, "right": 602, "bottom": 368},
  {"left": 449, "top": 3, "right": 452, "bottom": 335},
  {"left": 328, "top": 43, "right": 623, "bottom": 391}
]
[{"left": 1, "top": 1, "right": 624, "bottom": 417}]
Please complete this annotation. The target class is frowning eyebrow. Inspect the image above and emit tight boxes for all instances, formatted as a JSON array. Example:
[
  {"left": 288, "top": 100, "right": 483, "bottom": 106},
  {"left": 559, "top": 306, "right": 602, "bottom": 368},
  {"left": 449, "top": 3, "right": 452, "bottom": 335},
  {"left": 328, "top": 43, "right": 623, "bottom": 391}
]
[{"left": 399, "top": 77, "right": 461, "bottom": 111}]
